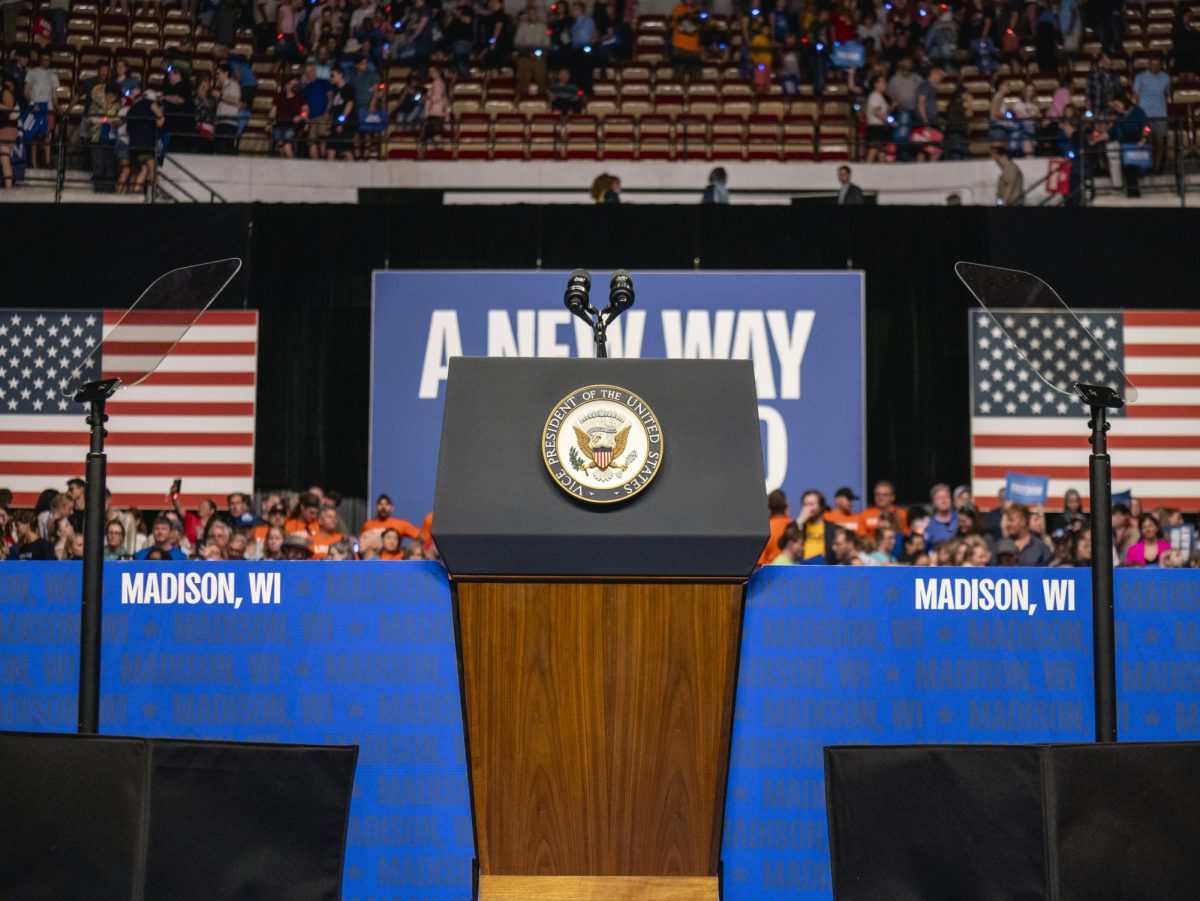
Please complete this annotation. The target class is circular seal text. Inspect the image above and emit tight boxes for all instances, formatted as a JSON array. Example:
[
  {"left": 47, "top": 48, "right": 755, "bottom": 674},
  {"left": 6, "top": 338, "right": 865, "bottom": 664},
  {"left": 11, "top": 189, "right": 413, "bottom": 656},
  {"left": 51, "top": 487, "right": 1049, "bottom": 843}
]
[{"left": 542, "top": 384, "right": 664, "bottom": 504}]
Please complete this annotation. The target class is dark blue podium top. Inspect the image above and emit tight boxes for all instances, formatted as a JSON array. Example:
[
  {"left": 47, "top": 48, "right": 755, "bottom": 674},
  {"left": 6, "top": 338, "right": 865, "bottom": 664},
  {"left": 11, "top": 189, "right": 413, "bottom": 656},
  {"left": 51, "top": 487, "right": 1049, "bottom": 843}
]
[{"left": 432, "top": 357, "right": 768, "bottom": 578}]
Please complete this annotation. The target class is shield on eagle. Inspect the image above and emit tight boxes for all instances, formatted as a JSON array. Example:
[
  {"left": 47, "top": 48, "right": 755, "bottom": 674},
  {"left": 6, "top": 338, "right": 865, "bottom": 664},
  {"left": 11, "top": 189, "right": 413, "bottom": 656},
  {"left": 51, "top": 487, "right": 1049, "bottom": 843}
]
[{"left": 572, "top": 419, "right": 632, "bottom": 473}]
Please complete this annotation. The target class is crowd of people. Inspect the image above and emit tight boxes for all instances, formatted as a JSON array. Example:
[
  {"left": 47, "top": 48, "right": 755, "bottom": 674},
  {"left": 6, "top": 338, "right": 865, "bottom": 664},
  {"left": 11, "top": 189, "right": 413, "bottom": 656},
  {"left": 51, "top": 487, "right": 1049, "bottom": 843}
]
[
  {"left": 3, "top": 0, "right": 1197, "bottom": 176},
  {"left": 759, "top": 481, "right": 1199, "bottom": 569},
  {"left": 3, "top": 476, "right": 1196, "bottom": 569},
  {"left": 1, "top": 482, "right": 438, "bottom": 562}
]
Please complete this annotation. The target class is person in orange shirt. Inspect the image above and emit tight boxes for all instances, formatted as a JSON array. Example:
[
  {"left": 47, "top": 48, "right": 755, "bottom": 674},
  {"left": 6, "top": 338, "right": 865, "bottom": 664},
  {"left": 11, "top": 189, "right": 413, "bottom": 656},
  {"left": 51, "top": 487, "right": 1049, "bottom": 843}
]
[
  {"left": 284, "top": 491, "right": 321, "bottom": 538},
  {"left": 253, "top": 503, "right": 288, "bottom": 546},
  {"left": 824, "top": 487, "right": 862, "bottom": 534},
  {"left": 308, "top": 506, "right": 343, "bottom": 560},
  {"left": 859, "top": 480, "right": 909, "bottom": 538},
  {"left": 758, "top": 488, "right": 792, "bottom": 566},
  {"left": 419, "top": 511, "right": 433, "bottom": 543},
  {"left": 360, "top": 494, "right": 421, "bottom": 541},
  {"left": 377, "top": 528, "right": 406, "bottom": 561},
  {"left": 670, "top": 0, "right": 702, "bottom": 80}
]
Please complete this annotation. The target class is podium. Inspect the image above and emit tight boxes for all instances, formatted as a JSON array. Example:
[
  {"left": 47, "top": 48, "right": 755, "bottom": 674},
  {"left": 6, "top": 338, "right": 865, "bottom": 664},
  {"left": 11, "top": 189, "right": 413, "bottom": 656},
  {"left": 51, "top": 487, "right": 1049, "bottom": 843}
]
[{"left": 434, "top": 358, "right": 767, "bottom": 901}]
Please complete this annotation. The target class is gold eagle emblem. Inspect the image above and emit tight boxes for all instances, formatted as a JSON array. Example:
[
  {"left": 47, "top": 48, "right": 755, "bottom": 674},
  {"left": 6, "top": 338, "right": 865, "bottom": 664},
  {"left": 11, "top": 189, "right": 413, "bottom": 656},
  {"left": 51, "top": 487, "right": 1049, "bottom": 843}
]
[{"left": 572, "top": 423, "right": 631, "bottom": 472}]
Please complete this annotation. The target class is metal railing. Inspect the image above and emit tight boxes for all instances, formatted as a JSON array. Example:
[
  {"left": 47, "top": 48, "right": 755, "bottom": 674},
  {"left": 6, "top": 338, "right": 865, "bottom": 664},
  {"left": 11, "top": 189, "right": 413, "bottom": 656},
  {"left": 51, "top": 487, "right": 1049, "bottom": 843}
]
[
  {"left": 1015, "top": 115, "right": 1198, "bottom": 208},
  {"left": 24, "top": 117, "right": 227, "bottom": 203},
  {"left": 156, "top": 152, "right": 227, "bottom": 203}
]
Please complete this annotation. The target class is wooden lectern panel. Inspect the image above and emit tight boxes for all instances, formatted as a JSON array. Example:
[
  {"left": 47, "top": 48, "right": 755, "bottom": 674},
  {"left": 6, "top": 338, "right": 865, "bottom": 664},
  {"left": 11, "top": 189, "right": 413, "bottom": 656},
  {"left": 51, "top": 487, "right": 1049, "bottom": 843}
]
[
  {"left": 478, "top": 875, "right": 720, "bottom": 900},
  {"left": 455, "top": 581, "right": 743, "bottom": 881}
]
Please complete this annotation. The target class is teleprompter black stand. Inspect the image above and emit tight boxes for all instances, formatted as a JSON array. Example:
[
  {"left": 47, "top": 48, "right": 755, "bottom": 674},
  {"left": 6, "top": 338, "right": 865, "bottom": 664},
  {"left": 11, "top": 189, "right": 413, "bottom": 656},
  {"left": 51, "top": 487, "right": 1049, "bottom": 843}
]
[
  {"left": 8, "top": 260, "right": 360, "bottom": 901},
  {"left": 1077, "top": 381, "right": 1122, "bottom": 743},
  {"left": 64, "top": 259, "right": 243, "bottom": 733},
  {"left": 73, "top": 376, "right": 120, "bottom": 735}
]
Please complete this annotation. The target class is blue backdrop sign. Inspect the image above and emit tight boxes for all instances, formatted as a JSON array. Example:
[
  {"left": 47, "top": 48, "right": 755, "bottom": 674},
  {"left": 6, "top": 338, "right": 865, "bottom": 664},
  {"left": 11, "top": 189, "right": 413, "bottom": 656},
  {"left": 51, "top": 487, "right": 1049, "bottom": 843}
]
[
  {"left": 3, "top": 563, "right": 1197, "bottom": 901},
  {"left": 370, "top": 271, "right": 865, "bottom": 521}
]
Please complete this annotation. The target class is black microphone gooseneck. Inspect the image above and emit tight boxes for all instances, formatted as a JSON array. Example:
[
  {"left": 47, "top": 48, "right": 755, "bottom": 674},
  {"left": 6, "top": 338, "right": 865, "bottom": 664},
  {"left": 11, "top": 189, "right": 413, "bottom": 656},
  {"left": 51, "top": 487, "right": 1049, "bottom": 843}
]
[
  {"left": 564, "top": 269, "right": 636, "bottom": 359},
  {"left": 564, "top": 269, "right": 594, "bottom": 323}
]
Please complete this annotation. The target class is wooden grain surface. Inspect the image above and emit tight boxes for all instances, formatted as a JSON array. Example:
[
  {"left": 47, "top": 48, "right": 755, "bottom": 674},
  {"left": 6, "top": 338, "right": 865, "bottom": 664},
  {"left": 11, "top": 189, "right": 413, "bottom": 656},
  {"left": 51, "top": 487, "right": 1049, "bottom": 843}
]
[
  {"left": 456, "top": 581, "right": 744, "bottom": 878},
  {"left": 478, "top": 875, "right": 720, "bottom": 900}
]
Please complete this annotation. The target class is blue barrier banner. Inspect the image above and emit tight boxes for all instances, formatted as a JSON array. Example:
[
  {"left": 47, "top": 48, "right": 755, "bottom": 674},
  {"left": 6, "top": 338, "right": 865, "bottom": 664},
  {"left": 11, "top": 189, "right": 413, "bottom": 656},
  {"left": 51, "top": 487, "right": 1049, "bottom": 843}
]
[
  {"left": 1, "top": 562, "right": 1196, "bottom": 901},
  {"left": 0, "top": 562, "right": 473, "bottom": 901},
  {"left": 370, "top": 271, "right": 865, "bottom": 520}
]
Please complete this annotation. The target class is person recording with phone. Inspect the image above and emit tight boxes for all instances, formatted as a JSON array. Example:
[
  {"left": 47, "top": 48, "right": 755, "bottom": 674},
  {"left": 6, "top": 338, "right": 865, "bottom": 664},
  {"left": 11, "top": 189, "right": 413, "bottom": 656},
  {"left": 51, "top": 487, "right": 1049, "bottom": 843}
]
[{"left": 169, "top": 480, "right": 217, "bottom": 548}]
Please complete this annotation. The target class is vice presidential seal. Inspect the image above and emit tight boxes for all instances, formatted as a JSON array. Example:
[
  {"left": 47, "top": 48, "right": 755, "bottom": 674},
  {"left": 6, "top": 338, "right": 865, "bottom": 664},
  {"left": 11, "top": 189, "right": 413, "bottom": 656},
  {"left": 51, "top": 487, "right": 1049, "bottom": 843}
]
[{"left": 542, "top": 384, "right": 664, "bottom": 504}]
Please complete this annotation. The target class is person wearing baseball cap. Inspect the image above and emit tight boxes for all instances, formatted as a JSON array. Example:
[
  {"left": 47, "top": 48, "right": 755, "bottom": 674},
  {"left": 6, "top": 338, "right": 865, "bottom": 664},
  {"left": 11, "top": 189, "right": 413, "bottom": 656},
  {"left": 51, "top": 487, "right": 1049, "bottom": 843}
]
[
  {"left": 281, "top": 534, "right": 313, "bottom": 560},
  {"left": 825, "top": 486, "right": 862, "bottom": 534}
]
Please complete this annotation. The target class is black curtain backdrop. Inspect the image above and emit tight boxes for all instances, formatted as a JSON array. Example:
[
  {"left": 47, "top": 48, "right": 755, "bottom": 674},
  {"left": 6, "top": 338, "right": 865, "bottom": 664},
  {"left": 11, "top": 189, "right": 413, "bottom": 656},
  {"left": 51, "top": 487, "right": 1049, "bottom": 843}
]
[{"left": 5, "top": 204, "right": 1197, "bottom": 504}]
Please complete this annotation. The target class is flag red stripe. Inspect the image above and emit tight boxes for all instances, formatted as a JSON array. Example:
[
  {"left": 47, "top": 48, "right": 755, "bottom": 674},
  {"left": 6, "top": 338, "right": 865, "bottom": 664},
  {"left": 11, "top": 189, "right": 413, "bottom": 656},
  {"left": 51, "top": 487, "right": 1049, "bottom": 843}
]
[
  {"left": 103, "top": 371, "right": 257, "bottom": 386},
  {"left": 104, "top": 311, "right": 256, "bottom": 325},
  {"left": 974, "top": 496, "right": 1200, "bottom": 512},
  {"left": 1, "top": 431, "right": 253, "bottom": 446},
  {"left": 1125, "top": 405, "right": 1200, "bottom": 418},
  {"left": 1124, "top": 311, "right": 1200, "bottom": 326},
  {"left": 974, "top": 465, "right": 1200, "bottom": 479},
  {"left": 8, "top": 309, "right": 257, "bottom": 509},
  {"left": 1128, "top": 374, "right": 1200, "bottom": 387},
  {"left": 101, "top": 341, "right": 256, "bottom": 355},
  {"left": 1, "top": 461, "right": 253, "bottom": 477},
  {"left": 107, "top": 402, "right": 255, "bottom": 416},
  {"left": 1125, "top": 344, "right": 1200, "bottom": 357},
  {"left": 974, "top": 434, "right": 1200, "bottom": 449}
]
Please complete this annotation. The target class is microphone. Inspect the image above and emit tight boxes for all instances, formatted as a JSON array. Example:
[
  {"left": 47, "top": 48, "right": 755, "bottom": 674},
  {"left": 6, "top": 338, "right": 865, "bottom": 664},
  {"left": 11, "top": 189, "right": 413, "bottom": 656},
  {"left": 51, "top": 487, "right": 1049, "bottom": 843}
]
[
  {"left": 564, "top": 269, "right": 592, "bottom": 319},
  {"left": 608, "top": 269, "right": 635, "bottom": 314}
]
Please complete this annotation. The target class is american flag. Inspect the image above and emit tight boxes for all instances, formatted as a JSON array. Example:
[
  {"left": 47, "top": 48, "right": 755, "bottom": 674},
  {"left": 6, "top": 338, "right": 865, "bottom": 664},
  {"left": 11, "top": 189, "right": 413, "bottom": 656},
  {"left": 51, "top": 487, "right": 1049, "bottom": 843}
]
[
  {"left": 970, "top": 309, "right": 1200, "bottom": 510},
  {"left": 0, "top": 309, "right": 258, "bottom": 509}
]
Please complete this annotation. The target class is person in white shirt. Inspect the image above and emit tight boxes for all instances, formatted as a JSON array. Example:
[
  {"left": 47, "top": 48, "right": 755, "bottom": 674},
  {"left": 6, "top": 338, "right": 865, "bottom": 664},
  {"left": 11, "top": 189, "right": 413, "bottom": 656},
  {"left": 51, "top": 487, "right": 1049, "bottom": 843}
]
[
  {"left": 857, "top": 10, "right": 884, "bottom": 46},
  {"left": 214, "top": 64, "right": 242, "bottom": 155},
  {"left": 348, "top": 0, "right": 376, "bottom": 35},
  {"left": 24, "top": 50, "right": 59, "bottom": 168},
  {"left": 865, "top": 75, "right": 890, "bottom": 163}
]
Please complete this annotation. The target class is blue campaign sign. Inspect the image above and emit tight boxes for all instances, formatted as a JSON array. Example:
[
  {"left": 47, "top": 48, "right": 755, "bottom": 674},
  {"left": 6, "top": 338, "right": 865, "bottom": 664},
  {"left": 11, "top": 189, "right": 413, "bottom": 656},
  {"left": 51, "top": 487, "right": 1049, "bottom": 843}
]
[
  {"left": 370, "top": 271, "right": 865, "bottom": 522},
  {"left": 1005, "top": 471, "right": 1050, "bottom": 506},
  {"left": 2, "top": 562, "right": 1196, "bottom": 901}
]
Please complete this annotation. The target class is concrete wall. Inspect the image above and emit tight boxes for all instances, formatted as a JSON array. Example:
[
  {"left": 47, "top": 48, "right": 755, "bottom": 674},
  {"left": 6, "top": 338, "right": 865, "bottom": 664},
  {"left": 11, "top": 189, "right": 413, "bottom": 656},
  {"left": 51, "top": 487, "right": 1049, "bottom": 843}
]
[{"left": 162, "top": 155, "right": 1054, "bottom": 206}]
